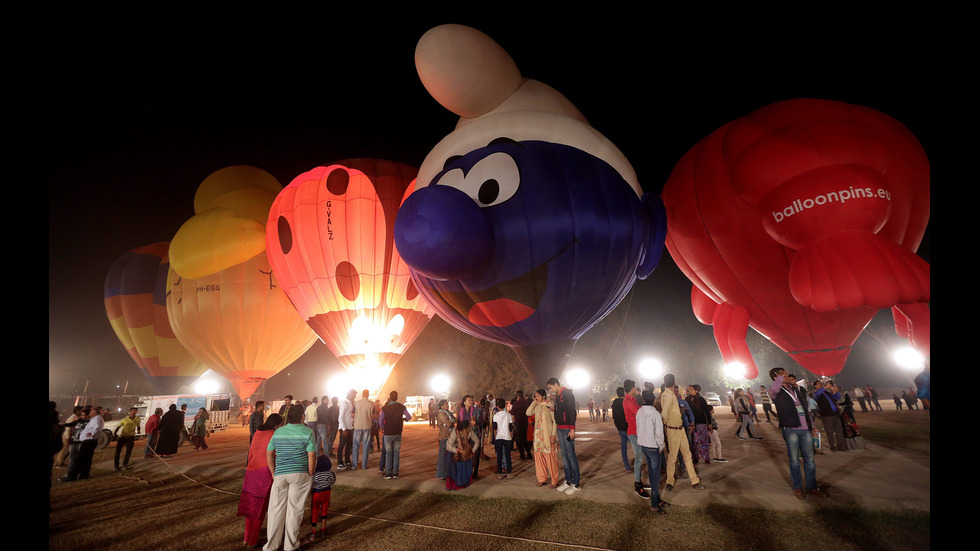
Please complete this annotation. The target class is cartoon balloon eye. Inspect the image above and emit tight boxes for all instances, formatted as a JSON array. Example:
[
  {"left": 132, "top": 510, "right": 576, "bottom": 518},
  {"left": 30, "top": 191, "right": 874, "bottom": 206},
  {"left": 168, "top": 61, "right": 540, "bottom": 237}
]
[
  {"left": 436, "top": 152, "right": 520, "bottom": 207},
  {"left": 335, "top": 261, "right": 360, "bottom": 301}
]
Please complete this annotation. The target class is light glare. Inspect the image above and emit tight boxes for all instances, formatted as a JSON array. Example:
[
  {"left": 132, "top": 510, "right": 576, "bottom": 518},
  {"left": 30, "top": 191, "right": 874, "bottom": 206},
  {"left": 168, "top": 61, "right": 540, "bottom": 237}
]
[{"left": 894, "top": 347, "right": 925, "bottom": 370}]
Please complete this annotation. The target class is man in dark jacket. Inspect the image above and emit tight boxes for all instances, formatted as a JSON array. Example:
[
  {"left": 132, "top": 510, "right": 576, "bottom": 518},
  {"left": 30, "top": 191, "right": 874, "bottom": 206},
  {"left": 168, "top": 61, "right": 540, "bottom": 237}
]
[
  {"left": 767, "top": 367, "right": 829, "bottom": 500},
  {"left": 611, "top": 387, "right": 631, "bottom": 472},
  {"left": 547, "top": 377, "right": 581, "bottom": 495},
  {"left": 510, "top": 390, "right": 533, "bottom": 460},
  {"left": 380, "top": 391, "right": 412, "bottom": 479},
  {"left": 813, "top": 381, "right": 846, "bottom": 452}
]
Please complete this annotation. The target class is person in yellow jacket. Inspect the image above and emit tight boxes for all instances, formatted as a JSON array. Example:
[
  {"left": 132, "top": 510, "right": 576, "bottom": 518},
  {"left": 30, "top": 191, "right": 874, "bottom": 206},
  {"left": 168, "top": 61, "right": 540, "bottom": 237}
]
[{"left": 114, "top": 407, "right": 141, "bottom": 470}]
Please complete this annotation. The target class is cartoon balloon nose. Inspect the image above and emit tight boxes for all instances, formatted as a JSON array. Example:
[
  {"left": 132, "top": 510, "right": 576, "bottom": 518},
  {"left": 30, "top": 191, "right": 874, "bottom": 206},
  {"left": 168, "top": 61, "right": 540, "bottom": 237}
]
[{"left": 395, "top": 185, "right": 493, "bottom": 281}]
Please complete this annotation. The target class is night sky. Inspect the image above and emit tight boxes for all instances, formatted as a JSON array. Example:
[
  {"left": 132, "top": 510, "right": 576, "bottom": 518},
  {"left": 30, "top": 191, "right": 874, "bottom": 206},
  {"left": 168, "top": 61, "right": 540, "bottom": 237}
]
[{"left": 48, "top": 15, "right": 932, "bottom": 402}]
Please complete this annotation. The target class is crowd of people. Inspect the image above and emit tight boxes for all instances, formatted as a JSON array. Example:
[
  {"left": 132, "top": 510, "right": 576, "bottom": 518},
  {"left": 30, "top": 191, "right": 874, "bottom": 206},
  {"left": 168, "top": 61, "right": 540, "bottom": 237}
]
[{"left": 50, "top": 361, "right": 931, "bottom": 549}]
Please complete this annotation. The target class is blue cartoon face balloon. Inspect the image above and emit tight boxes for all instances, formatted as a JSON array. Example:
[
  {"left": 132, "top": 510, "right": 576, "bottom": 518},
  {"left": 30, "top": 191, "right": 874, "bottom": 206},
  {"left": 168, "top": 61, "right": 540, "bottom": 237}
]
[{"left": 396, "top": 25, "right": 667, "bottom": 385}]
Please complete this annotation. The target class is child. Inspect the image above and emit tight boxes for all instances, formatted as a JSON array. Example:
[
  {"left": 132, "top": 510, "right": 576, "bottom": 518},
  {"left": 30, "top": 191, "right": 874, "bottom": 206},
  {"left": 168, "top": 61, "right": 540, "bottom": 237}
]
[
  {"left": 309, "top": 453, "right": 336, "bottom": 541},
  {"left": 492, "top": 398, "right": 514, "bottom": 479},
  {"left": 706, "top": 406, "right": 728, "bottom": 463}
]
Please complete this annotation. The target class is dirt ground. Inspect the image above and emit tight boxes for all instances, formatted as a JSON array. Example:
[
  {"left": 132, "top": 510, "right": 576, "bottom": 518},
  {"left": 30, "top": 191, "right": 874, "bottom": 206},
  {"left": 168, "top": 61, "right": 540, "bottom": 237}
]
[{"left": 48, "top": 408, "right": 930, "bottom": 550}]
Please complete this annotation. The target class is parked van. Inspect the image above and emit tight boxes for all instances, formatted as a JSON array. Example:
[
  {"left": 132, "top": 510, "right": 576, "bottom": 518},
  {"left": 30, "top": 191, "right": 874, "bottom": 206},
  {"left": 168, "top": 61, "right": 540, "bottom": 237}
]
[{"left": 98, "top": 393, "right": 232, "bottom": 448}]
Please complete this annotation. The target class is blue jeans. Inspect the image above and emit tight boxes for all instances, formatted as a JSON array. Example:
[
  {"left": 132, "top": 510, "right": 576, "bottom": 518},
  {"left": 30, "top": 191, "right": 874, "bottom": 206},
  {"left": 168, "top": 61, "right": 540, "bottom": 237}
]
[
  {"left": 316, "top": 424, "right": 328, "bottom": 454},
  {"left": 352, "top": 429, "right": 371, "bottom": 469},
  {"left": 618, "top": 430, "right": 631, "bottom": 471},
  {"left": 494, "top": 439, "right": 513, "bottom": 473},
  {"left": 556, "top": 428, "right": 580, "bottom": 487},
  {"left": 627, "top": 434, "right": 644, "bottom": 483},
  {"left": 383, "top": 434, "right": 402, "bottom": 476},
  {"left": 436, "top": 438, "right": 448, "bottom": 478},
  {"left": 640, "top": 445, "right": 663, "bottom": 507},
  {"left": 781, "top": 427, "right": 817, "bottom": 491}
]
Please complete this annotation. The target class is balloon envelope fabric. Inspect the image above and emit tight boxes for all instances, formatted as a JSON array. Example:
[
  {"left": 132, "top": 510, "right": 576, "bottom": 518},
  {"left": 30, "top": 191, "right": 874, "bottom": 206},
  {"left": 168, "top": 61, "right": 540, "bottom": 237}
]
[
  {"left": 104, "top": 242, "right": 207, "bottom": 393},
  {"left": 266, "top": 159, "right": 434, "bottom": 395},
  {"left": 662, "top": 98, "right": 929, "bottom": 378}
]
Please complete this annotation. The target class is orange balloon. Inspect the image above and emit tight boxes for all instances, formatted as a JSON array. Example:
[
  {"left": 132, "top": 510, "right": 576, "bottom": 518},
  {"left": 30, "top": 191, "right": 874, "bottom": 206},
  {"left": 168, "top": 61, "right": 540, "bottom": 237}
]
[
  {"left": 105, "top": 242, "right": 207, "bottom": 393},
  {"left": 165, "top": 251, "right": 318, "bottom": 399},
  {"left": 266, "top": 159, "right": 434, "bottom": 394}
]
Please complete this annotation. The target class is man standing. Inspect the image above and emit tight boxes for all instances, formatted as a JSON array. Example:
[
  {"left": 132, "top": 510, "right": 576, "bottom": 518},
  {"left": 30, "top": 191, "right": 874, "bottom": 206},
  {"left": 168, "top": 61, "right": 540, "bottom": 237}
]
[
  {"left": 71, "top": 406, "right": 103, "bottom": 480},
  {"left": 852, "top": 387, "right": 868, "bottom": 412},
  {"left": 636, "top": 389, "right": 669, "bottom": 515},
  {"left": 278, "top": 395, "right": 293, "bottom": 417},
  {"left": 264, "top": 404, "right": 316, "bottom": 551},
  {"left": 59, "top": 407, "right": 91, "bottom": 481},
  {"left": 548, "top": 377, "right": 581, "bottom": 495},
  {"left": 813, "top": 381, "right": 846, "bottom": 452},
  {"left": 249, "top": 401, "right": 266, "bottom": 443},
  {"left": 315, "top": 395, "right": 330, "bottom": 455},
  {"left": 144, "top": 407, "right": 163, "bottom": 458},
  {"left": 428, "top": 398, "right": 437, "bottom": 428},
  {"left": 113, "top": 407, "right": 141, "bottom": 470},
  {"left": 866, "top": 385, "right": 883, "bottom": 412},
  {"left": 305, "top": 397, "right": 320, "bottom": 454},
  {"left": 768, "top": 367, "right": 828, "bottom": 500},
  {"left": 380, "top": 391, "right": 412, "bottom": 479},
  {"left": 660, "top": 375, "right": 704, "bottom": 493},
  {"left": 325, "top": 397, "right": 340, "bottom": 457},
  {"left": 510, "top": 390, "right": 532, "bottom": 461},
  {"left": 336, "top": 390, "right": 355, "bottom": 469},
  {"left": 611, "top": 387, "right": 631, "bottom": 473},
  {"left": 759, "top": 384, "right": 774, "bottom": 422},
  {"left": 622, "top": 380, "right": 649, "bottom": 499},
  {"left": 352, "top": 389, "right": 374, "bottom": 470}
]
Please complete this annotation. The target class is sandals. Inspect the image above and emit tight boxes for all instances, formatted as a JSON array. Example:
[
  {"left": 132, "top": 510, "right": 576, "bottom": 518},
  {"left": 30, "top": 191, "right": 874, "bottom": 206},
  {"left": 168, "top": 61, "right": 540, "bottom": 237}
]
[{"left": 536, "top": 481, "right": 547, "bottom": 487}]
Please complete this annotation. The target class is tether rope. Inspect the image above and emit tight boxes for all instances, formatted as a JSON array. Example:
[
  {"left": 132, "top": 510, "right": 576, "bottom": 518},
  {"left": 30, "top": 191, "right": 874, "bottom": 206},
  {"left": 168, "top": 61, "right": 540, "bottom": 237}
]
[{"left": 98, "top": 443, "right": 618, "bottom": 550}]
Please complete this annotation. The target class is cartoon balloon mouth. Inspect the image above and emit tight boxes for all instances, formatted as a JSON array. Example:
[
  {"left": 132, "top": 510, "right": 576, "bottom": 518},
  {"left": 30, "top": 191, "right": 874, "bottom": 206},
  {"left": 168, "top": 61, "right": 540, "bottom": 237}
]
[{"left": 423, "top": 240, "right": 575, "bottom": 328}]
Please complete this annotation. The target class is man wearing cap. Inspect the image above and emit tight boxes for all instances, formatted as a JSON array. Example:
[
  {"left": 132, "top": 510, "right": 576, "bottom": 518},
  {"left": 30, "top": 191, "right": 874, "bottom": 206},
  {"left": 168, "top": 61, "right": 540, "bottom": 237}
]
[{"left": 660, "top": 375, "right": 704, "bottom": 492}]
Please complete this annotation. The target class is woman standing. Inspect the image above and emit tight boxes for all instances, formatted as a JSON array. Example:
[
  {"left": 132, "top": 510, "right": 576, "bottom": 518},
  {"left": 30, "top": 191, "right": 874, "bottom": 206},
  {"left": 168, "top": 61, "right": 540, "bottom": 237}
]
[
  {"left": 155, "top": 404, "right": 184, "bottom": 457},
  {"left": 237, "top": 413, "right": 283, "bottom": 548},
  {"left": 445, "top": 419, "right": 480, "bottom": 490},
  {"left": 526, "top": 388, "right": 560, "bottom": 488},
  {"left": 435, "top": 400, "right": 456, "bottom": 480},
  {"left": 191, "top": 408, "right": 210, "bottom": 451},
  {"left": 685, "top": 386, "right": 712, "bottom": 464}
]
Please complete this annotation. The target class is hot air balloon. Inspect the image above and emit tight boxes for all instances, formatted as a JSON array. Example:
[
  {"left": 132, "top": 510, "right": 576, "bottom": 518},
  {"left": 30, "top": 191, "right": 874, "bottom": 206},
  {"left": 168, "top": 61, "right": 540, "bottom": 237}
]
[
  {"left": 104, "top": 242, "right": 207, "bottom": 393},
  {"left": 167, "top": 166, "right": 318, "bottom": 399},
  {"left": 662, "top": 98, "right": 930, "bottom": 378},
  {"left": 394, "top": 25, "right": 667, "bottom": 387},
  {"left": 265, "top": 159, "right": 435, "bottom": 396}
]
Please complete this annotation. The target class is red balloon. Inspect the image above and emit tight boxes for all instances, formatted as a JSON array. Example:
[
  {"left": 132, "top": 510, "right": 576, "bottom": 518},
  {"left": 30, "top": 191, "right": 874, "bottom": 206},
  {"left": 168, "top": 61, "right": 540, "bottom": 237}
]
[{"left": 663, "top": 99, "right": 929, "bottom": 378}]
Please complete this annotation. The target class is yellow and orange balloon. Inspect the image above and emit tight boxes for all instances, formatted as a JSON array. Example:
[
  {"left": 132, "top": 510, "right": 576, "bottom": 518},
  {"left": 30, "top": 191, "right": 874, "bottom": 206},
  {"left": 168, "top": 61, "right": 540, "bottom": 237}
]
[
  {"left": 265, "top": 159, "right": 434, "bottom": 396},
  {"left": 104, "top": 242, "right": 207, "bottom": 393},
  {"left": 166, "top": 166, "right": 318, "bottom": 399}
]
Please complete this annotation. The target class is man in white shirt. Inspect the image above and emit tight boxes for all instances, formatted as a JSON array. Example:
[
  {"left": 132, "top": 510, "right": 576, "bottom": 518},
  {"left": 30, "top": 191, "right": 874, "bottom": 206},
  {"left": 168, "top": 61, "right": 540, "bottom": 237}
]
[
  {"left": 491, "top": 398, "right": 514, "bottom": 478},
  {"left": 305, "top": 397, "right": 320, "bottom": 454},
  {"left": 68, "top": 406, "right": 104, "bottom": 480},
  {"left": 336, "top": 390, "right": 356, "bottom": 469}
]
